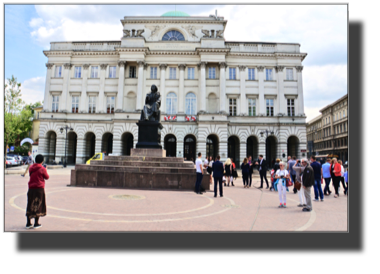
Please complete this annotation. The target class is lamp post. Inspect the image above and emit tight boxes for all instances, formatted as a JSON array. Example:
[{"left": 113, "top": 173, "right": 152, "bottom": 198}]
[{"left": 60, "top": 125, "right": 73, "bottom": 168}]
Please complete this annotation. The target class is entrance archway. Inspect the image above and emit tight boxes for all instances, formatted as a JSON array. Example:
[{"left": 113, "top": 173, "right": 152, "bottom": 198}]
[
  {"left": 46, "top": 131, "right": 56, "bottom": 164},
  {"left": 84, "top": 132, "right": 96, "bottom": 161},
  {"left": 66, "top": 131, "right": 77, "bottom": 165},
  {"left": 102, "top": 132, "right": 113, "bottom": 155},
  {"left": 228, "top": 136, "right": 240, "bottom": 164},
  {"left": 287, "top": 136, "right": 299, "bottom": 159},
  {"left": 122, "top": 132, "right": 134, "bottom": 156},
  {"left": 247, "top": 136, "right": 259, "bottom": 161},
  {"left": 184, "top": 135, "right": 196, "bottom": 162},
  {"left": 206, "top": 134, "right": 218, "bottom": 160},
  {"left": 164, "top": 134, "right": 176, "bottom": 157},
  {"left": 266, "top": 136, "right": 278, "bottom": 168}
]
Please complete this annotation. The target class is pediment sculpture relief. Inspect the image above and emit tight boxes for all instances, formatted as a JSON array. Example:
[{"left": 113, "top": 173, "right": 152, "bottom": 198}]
[
  {"left": 145, "top": 25, "right": 166, "bottom": 38},
  {"left": 201, "top": 29, "right": 210, "bottom": 38},
  {"left": 123, "top": 29, "right": 131, "bottom": 37},
  {"left": 181, "top": 25, "right": 202, "bottom": 38},
  {"left": 123, "top": 29, "right": 144, "bottom": 38},
  {"left": 216, "top": 29, "right": 224, "bottom": 38}
]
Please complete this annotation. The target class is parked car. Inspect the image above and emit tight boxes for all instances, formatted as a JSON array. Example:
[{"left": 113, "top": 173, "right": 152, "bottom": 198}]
[
  {"left": 6, "top": 156, "right": 18, "bottom": 167},
  {"left": 7, "top": 154, "right": 22, "bottom": 165},
  {"left": 86, "top": 153, "right": 105, "bottom": 164}
]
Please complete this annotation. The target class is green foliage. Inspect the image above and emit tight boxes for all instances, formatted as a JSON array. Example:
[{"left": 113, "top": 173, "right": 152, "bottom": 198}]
[
  {"left": 25, "top": 101, "right": 43, "bottom": 115},
  {"left": 14, "top": 145, "right": 31, "bottom": 156},
  {"left": 4, "top": 75, "right": 25, "bottom": 115}
]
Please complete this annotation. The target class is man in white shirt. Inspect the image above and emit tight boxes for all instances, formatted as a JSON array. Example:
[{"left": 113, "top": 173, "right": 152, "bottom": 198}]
[{"left": 195, "top": 152, "right": 204, "bottom": 194}]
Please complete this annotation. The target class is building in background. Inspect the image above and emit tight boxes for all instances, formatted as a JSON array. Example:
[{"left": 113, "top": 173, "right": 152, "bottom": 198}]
[
  {"left": 30, "top": 105, "right": 44, "bottom": 143},
  {"left": 38, "top": 11, "right": 308, "bottom": 166}
]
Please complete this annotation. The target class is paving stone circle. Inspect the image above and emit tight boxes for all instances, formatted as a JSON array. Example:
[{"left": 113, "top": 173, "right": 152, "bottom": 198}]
[{"left": 108, "top": 194, "right": 145, "bottom": 201}]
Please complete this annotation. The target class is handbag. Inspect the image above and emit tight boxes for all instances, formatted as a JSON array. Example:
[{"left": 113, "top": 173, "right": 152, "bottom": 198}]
[
  {"left": 294, "top": 179, "right": 301, "bottom": 190},
  {"left": 286, "top": 178, "right": 293, "bottom": 187}
]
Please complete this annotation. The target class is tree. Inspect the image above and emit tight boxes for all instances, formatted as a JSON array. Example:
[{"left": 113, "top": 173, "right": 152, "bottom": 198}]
[
  {"left": 25, "top": 101, "right": 43, "bottom": 116},
  {"left": 4, "top": 75, "right": 24, "bottom": 115}
]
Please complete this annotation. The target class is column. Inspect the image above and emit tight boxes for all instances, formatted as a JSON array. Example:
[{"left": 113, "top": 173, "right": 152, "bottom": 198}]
[
  {"left": 136, "top": 61, "right": 145, "bottom": 111},
  {"left": 239, "top": 65, "right": 246, "bottom": 115},
  {"left": 98, "top": 64, "right": 107, "bottom": 113},
  {"left": 142, "top": 63, "right": 148, "bottom": 107},
  {"left": 116, "top": 61, "right": 126, "bottom": 112},
  {"left": 276, "top": 66, "right": 285, "bottom": 115},
  {"left": 199, "top": 62, "right": 207, "bottom": 112},
  {"left": 80, "top": 64, "right": 90, "bottom": 112},
  {"left": 112, "top": 138, "right": 122, "bottom": 156},
  {"left": 159, "top": 64, "right": 167, "bottom": 113},
  {"left": 76, "top": 138, "right": 86, "bottom": 164},
  {"left": 257, "top": 66, "right": 265, "bottom": 115},
  {"left": 61, "top": 63, "right": 72, "bottom": 112},
  {"left": 178, "top": 64, "right": 186, "bottom": 113},
  {"left": 296, "top": 66, "right": 304, "bottom": 115},
  {"left": 43, "top": 63, "right": 54, "bottom": 111},
  {"left": 219, "top": 62, "right": 227, "bottom": 113},
  {"left": 95, "top": 137, "right": 102, "bottom": 153}
]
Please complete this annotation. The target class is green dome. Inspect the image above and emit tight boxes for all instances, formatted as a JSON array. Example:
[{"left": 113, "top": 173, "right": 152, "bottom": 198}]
[{"left": 161, "top": 11, "right": 190, "bottom": 17}]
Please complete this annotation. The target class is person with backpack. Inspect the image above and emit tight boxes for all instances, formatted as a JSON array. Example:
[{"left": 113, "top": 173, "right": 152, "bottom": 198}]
[{"left": 301, "top": 159, "right": 314, "bottom": 212}]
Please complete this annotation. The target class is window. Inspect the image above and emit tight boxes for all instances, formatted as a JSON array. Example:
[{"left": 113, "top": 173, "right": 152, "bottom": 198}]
[
  {"left": 74, "top": 66, "right": 81, "bottom": 78},
  {"left": 286, "top": 68, "right": 293, "bottom": 80},
  {"left": 72, "top": 96, "right": 79, "bottom": 113},
  {"left": 106, "top": 96, "right": 115, "bottom": 113},
  {"left": 166, "top": 92, "right": 177, "bottom": 114},
  {"left": 150, "top": 67, "right": 157, "bottom": 79},
  {"left": 266, "top": 68, "right": 273, "bottom": 80},
  {"left": 344, "top": 123, "right": 346, "bottom": 132},
  {"left": 185, "top": 93, "right": 196, "bottom": 115},
  {"left": 343, "top": 110, "right": 346, "bottom": 117},
  {"left": 340, "top": 124, "right": 343, "bottom": 133},
  {"left": 52, "top": 96, "right": 59, "bottom": 112},
  {"left": 169, "top": 67, "right": 176, "bottom": 79},
  {"left": 55, "top": 66, "right": 62, "bottom": 77},
  {"left": 162, "top": 30, "right": 185, "bottom": 41},
  {"left": 328, "top": 117, "right": 330, "bottom": 123},
  {"left": 248, "top": 99, "right": 256, "bottom": 116},
  {"left": 89, "top": 96, "right": 96, "bottom": 113},
  {"left": 129, "top": 66, "right": 136, "bottom": 78},
  {"left": 229, "top": 68, "right": 236, "bottom": 80},
  {"left": 287, "top": 99, "right": 295, "bottom": 116},
  {"left": 208, "top": 67, "right": 216, "bottom": 79},
  {"left": 188, "top": 67, "right": 195, "bottom": 79},
  {"left": 248, "top": 68, "right": 255, "bottom": 80},
  {"left": 229, "top": 98, "right": 237, "bottom": 116},
  {"left": 109, "top": 66, "right": 116, "bottom": 78},
  {"left": 266, "top": 99, "right": 274, "bottom": 116},
  {"left": 91, "top": 66, "right": 99, "bottom": 78}
]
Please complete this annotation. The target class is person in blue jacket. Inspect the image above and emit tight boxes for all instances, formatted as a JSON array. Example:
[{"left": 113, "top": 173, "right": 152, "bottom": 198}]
[{"left": 212, "top": 155, "right": 224, "bottom": 197}]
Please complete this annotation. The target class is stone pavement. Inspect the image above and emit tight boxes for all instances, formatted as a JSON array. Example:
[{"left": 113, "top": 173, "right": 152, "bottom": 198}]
[{"left": 5, "top": 168, "right": 347, "bottom": 232}]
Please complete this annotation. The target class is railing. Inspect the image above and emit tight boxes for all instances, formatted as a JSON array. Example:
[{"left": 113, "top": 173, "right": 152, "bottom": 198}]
[{"left": 51, "top": 42, "right": 121, "bottom": 51}]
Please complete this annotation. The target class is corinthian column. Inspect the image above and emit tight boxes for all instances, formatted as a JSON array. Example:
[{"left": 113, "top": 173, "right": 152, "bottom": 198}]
[
  {"left": 43, "top": 63, "right": 54, "bottom": 111},
  {"left": 219, "top": 62, "right": 227, "bottom": 113},
  {"left": 199, "top": 62, "right": 207, "bottom": 112},
  {"left": 61, "top": 63, "right": 72, "bottom": 112},
  {"left": 178, "top": 64, "right": 186, "bottom": 113},
  {"left": 159, "top": 64, "right": 167, "bottom": 113},
  {"left": 116, "top": 61, "right": 126, "bottom": 112},
  {"left": 257, "top": 66, "right": 265, "bottom": 115},
  {"left": 296, "top": 66, "right": 304, "bottom": 116},
  {"left": 136, "top": 61, "right": 145, "bottom": 111},
  {"left": 275, "top": 66, "right": 285, "bottom": 115},
  {"left": 80, "top": 64, "right": 90, "bottom": 112},
  {"left": 239, "top": 65, "right": 247, "bottom": 115},
  {"left": 98, "top": 64, "right": 107, "bottom": 113}
]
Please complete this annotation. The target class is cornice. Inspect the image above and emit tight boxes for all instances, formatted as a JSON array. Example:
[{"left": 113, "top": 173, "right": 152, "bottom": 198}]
[
  {"left": 73, "top": 51, "right": 119, "bottom": 56},
  {"left": 121, "top": 19, "right": 227, "bottom": 25},
  {"left": 148, "top": 50, "right": 197, "bottom": 55},
  {"left": 43, "top": 51, "right": 73, "bottom": 57},
  {"left": 115, "top": 47, "right": 150, "bottom": 53},
  {"left": 196, "top": 48, "right": 231, "bottom": 54}
]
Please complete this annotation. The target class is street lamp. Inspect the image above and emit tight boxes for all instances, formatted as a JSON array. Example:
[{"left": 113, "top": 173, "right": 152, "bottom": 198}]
[{"left": 60, "top": 125, "right": 73, "bottom": 168}]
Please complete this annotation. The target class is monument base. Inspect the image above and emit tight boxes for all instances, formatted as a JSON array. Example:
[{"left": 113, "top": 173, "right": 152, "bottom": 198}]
[
  {"left": 131, "top": 148, "right": 166, "bottom": 157},
  {"left": 135, "top": 121, "right": 163, "bottom": 149}
]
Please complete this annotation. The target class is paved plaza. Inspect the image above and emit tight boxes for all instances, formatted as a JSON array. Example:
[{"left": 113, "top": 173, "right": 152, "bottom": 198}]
[{"left": 5, "top": 168, "right": 348, "bottom": 232}]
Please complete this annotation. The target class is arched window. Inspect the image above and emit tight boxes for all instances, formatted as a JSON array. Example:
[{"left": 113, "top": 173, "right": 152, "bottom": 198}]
[
  {"left": 166, "top": 92, "right": 177, "bottom": 115},
  {"left": 162, "top": 30, "right": 185, "bottom": 41},
  {"left": 185, "top": 92, "right": 196, "bottom": 115}
]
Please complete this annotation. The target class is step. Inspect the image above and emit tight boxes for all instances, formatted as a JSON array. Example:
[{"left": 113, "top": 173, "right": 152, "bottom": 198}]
[
  {"left": 75, "top": 164, "right": 196, "bottom": 174},
  {"left": 104, "top": 156, "right": 184, "bottom": 163},
  {"left": 90, "top": 160, "right": 194, "bottom": 168}
]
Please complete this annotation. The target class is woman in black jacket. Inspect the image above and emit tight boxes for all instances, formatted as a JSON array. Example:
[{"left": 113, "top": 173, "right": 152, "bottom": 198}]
[{"left": 241, "top": 158, "right": 250, "bottom": 188}]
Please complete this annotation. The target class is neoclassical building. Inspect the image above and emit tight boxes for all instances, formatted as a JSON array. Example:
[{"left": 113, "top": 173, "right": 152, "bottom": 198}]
[{"left": 39, "top": 11, "right": 308, "bottom": 166}]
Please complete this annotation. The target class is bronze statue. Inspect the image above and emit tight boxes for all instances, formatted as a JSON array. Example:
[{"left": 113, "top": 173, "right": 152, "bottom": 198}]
[{"left": 140, "top": 85, "right": 161, "bottom": 121}]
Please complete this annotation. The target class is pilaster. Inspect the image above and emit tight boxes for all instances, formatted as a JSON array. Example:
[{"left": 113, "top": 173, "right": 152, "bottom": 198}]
[
  {"left": 80, "top": 64, "right": 90, "bottom": 112},
  {"left": 43, "top": 63, "right": 54, "bottom": 111}
]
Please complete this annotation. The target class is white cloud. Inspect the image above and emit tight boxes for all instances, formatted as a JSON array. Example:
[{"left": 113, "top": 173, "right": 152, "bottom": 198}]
[
  {"left": 21, "top": 77, "right": 45, "bottom": 105},
  {"left": 29, "top": 17, "right": 43, "bottom": 27}
]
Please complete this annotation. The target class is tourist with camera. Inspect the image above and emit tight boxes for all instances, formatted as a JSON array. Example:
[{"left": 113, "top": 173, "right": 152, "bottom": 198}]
[{"left": 274, "top": 162, "right": 290, "bottom": 208}]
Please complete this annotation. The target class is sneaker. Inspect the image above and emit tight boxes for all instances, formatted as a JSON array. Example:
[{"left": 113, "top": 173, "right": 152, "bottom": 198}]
[
  {"left": 220, "top": 195, "right": 223, "bottom": 197},
  {"left": 26, "top": 224, "right": 33, "bottom": 229},
  {"left": 302, "top": 208, "right": 311, "bottom": 212},
  {"left": 21, "top": 175, "right": 25, "bottom": 177},
  {"left": 313, "top": 199, "right": 319, "bottom": 202},
  {"left": 34, "top": 224, "right": 42, "bottom": 229},
  {"left": 320, "top": 199, "right": 324, "bottom": 202},
  {"left": 297, "top": 204, "right": 304, "bottom": 207},
  {"left": 278, "top": 204, "right": 283, "bottom": 208},
  {"left": 283, "top": 204, "right": 287, "bottom": 208},
  {"left": 303, "top": 204, "right": 307, "bottom": 207}
]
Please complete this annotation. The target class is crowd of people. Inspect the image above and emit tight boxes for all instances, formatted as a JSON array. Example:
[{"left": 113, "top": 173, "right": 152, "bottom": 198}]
[{"left": 194, "top": 153, "right": 348, "bottom": 212}]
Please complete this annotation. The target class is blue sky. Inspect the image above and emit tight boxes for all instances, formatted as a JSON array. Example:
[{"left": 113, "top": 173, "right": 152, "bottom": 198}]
[{"left": 4, "top": 4, "right": 347, "bottom": 121}]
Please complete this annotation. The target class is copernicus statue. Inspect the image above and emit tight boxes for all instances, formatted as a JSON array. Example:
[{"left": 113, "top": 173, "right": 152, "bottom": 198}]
[{"left": 140, "top": 84, "right": 161, "bottom": 122}]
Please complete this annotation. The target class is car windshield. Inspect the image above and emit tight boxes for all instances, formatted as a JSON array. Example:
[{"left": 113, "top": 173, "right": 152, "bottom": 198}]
[{"left": 93, "top": 154, "right": 101, "bottom": 160}]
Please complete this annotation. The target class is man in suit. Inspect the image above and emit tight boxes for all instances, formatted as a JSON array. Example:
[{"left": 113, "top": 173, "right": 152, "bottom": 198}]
[
  {"left": 212, "top": 155, "right": 224, "bottom": 197},
  {"left": 256, "top": 155, "right": 269, "bottom": 189}
]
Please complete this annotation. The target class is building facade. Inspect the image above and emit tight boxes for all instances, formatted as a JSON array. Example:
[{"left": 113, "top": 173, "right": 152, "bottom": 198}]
[
  {"left": 306, "top": 94, "right": 348, "bottom": 162},
  {"left": 39, "top": 12, "right": 308, "bottom": 166}
]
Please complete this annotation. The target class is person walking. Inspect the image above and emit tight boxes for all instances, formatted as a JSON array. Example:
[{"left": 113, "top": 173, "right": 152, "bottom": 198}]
[
  {"left": 256, "top": 155, "right": 269, "bottom": 189},
  {"left": 287, "top": 156, "right": 297, "bottom": 194},
  {"left": 330, "top": 158, "right": 342, "bottom": 198},
  {"left": 338, "top": 160, "right": 347, "bottom": 195},
  {"left": 241, "top": 158, "right": 250, "bottom": 188},
  {"left": 25, "top": 154, "right": 49, "bottom": 229},
  {"left": 248, "top": 156, "right": 253, "bottom": 187},
  {"left": 274, "top": 162, "right": 290, "bottom": 208},
  {"left": 301, "top": 159, "right": 314, "bottom": 212},
  {"left": 21, "top": 151, "right": 34, "bottom": 177},
  {"left": 207, "top": 156, "right": 214, "bottom": 186},
  {"left": 224, "top": 158, "right": 233, "bottom": 187},
  {"left": 322, "top": 158, "right": 332, "bottom": 196},
  {"left": 212, "top": 155, "right": 224, "bottom": 197},
  {"left": 293, "top": 159, "right": 307, "bottom": 207},
  {"left": 230, "top": 158, "right": 236, "bottom": 186},
  {"left": 195, "top": 152, "right": 204, "bottom": 195},
  {"left": 310, "top": 156, "right": 324, "bottom": 202}
]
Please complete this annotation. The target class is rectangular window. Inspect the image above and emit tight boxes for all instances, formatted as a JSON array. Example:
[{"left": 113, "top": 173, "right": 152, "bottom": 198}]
[
  {"left": 266, "top": 68, "right": 273, "bottom": 80},
  {"left": 55, "top": 66, "right": 62, "bottom": 77},
  {"left": 287, "top": 99, "right": 295, "bottom": 116},
  {"left": 229, "top": 68, "right": 236, "bottom": 80},
  {"left": 106, "top": 96, "right": 115, "bottom": 113},
  {"left": 343, "top": 110, "right": 346, "bottom": 117},
  {"left": 52, "top": 96, "right": 59, "bottom": 112},
  {"left": 169, "top": 67, "right": 176, "bottom": 79},
  {"left": 74, "top": 66, "right": 81, "bottom": 78},
  {"left": 88, "top": 96, "right": 96, "bottom": 113},
  {"left": 109, "top": 66, "right": 116, "bottom": 78},
  {"left": 91, "top": 66, "right": 99, "bottom": 78},
  {"left": 129, "top": 66, "right": 136, "bottom": 78},
  {"left": 208, "top": 67, "right": 216, "bottom": 79},
  {"left": 229, "top": 98, "right": 237, "bottom": 116},
  {"left": 248, "top": 68, "right": 255, "bottom": 80},
  {"left": 150, "top": 67, "right": 157, "bottom": 79},
  {"left": 72, "top": 96, "right": 79, "bottom": 113},
  {"left": 266, "top": 99, "right": 274, "bottom": 116},
  {"left": 188, "top": 67, "right": 195, "bottom": 79},
  {"left": 248, "top": 99, "right": 256, "bottom": 116},
  {"left": 286, "top": 68, "right": 293, "bottom": 80}
]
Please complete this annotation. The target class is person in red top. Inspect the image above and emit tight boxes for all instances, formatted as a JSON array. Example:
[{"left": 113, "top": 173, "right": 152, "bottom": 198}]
[
  {"left": 26, "top": 154, "right": 49, "bottom": 229},
  {"left": 330, "top": 158, "right": 342, "bottom": 198}
]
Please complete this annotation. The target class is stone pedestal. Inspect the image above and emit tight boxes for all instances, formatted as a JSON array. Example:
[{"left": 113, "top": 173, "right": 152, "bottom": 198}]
[
  {"left": 135, "top": 121, "right": 163, "bottom": 149},
  {"left": 131, "top": 148, "right": 166, "bottom": 157}
]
